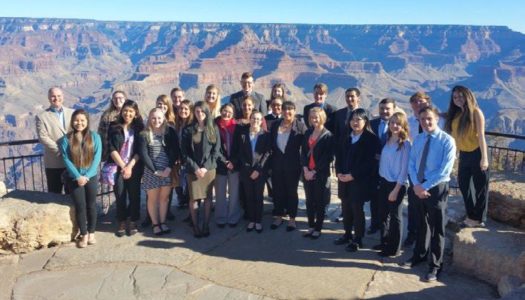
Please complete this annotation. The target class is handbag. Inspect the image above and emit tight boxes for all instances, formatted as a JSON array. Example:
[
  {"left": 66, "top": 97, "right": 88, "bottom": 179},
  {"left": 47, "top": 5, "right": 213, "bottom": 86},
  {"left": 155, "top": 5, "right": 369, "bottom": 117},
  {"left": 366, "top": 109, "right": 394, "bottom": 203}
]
[{"left": 100, "top": 162, "right": 118, "bottom": 186}]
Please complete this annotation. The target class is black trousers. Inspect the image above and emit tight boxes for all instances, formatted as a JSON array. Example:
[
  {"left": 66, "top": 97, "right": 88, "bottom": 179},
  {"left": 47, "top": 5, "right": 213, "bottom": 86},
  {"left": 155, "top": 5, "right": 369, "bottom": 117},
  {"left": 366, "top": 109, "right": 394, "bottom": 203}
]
[
  {"left": 45, "top": 167, "right": 67, "bottom": 194},
  {"left": 458, "top": 148, "right": 489, "bottom": 222},
  {"left": 377, "top": 178, "right": 406, "bottom": 254},
  {"left": 412, "top": 182, "right": 449, "bottom": 271},
  {"left": 304, "top": 175, "right": 330, "bottom": 231},
  {"left": 406, "top": 185, "right": 419, "bottom": 240},
  {"left": 114, "top": 170, "right": 142, "bottom": 222},
  {"left": 369, "top": 176, "right": 381, "bottom": 230},
  {"left": 272, "top": 168, "right": 301, "bottom": 218},
  {"left": 341, "top": 181, "right": 365, "bottom": 241},
  {"left": 68, "top": 176, "right": 98, "bottom": 235},
  {"left": 242, "top": 175, "right": 266, "bottom": 223}
]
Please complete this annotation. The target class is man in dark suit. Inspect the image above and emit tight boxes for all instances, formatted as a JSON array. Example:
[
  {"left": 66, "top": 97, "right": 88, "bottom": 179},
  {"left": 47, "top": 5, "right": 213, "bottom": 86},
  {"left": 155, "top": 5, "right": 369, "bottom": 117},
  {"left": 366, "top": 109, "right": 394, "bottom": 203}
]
[
  {"left": 332, "top": 87, "right": 361, "bottom": 140},
  {"left": 229, "top": 72, "right": 267, "bottom": 119},
  {"left": 303, "top": 83, "right": 335, "bottom": 129},
  {"left": 368, "top": 98, "right": 396, "bottom": 235}
]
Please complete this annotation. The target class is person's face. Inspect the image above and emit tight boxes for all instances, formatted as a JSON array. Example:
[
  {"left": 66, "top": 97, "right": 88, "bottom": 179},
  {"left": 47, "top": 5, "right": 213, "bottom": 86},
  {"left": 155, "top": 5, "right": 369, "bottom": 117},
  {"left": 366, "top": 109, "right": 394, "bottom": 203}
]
[
  {"left": 271, "top": 100, "right": 283, "bottom": 115},
  {"left": 272, "top": 87, "right": 284, "bottom": 98},
  {"left": 112, "top": 93, "right": 126, "bottom": 110},
  {"left": 220, "top": 106, "right": 234, "bottom": 121},
  {"left": 419, "top": 110, "right": 438, "bottom": 133},
  {"left": 379, "top": 103, "right": 395, "bottom": 121},
  {"left": 345, "top": 91, "right": 360, "bottom": 110},
  {"left": 283, "top": 106, "right": 295, "bottom": 122},
  {"left": 350, "top": 115, "right": 366, "bottom": 134},
  {"left": 250, "top": 113, "right": 263, "bottom": 128},
  {"left": 171, "top": 91, "right": 184, "bottom": 107},
  {"left": 452, "top": 91, "right": 466, "bottom": 109},
  {"left": 194, "top": 107, "right": 206, "bottom": 123},
  {"left": 72, "top": 113, "right": 88, "bottom": 132},
  {"left": 309, "top": 112, "right": 322, "bottom": 128},
  {"left": 149, "top": 111, "right": 165, "bottom": 129},
  {"left": 313, "top": 88, "right": 327, "bottom": 104},
  {"left": 121, "top": 106, "right": 137, "bottom": 125},
  {"left": 241, "top": 77, "right": 254, "bottom": 93},
  {"left": 206, "top": 88, "right": 218, "bottom": 104},
  {"left": 156, "top": 101, "right": 168, "bottom": 113},
  {"left": 178, "top": 104, "right": 190, "bottom": 119},
  {"left": 388, "top": 116, "right": 402, "bottom": 135},
  {"left": 242, "top": 100, "right": 254, "bottom": 116},
  {"left": 48, "top": 88, "right": 64, "bottom": 109}
]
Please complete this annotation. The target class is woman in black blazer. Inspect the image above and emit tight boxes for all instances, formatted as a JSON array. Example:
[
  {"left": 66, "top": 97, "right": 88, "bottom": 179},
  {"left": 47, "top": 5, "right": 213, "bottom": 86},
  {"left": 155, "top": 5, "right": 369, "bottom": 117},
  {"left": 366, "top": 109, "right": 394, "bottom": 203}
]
[
  {"left": 269, "top": 101, "right": 307, "bottom": 231},
  {"left": 181, "top": 101, "right": 222, "bottom": 238},
  {"left": 237, "top": 110, "right": 271, "bottom": 233},
  {"left": 301, "top": 107, "right": 334, "bottom": 239},
  {"left": 334, "top": 108, "right": 381, "bottom": 252}
]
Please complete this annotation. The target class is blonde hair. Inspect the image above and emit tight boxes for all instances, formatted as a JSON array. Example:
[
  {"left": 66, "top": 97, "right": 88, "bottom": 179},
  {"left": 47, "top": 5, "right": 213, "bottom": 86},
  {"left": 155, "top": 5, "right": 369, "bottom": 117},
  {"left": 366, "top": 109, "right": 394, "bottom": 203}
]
[
  {"left": 308, "top": 107, "right": 327, "bottom": 127},
  {"left": 144, "top": 108, "right": 168, "bottom": 145},
  {"left": 388, "top": 112, "right": 410, "bottom": 150},
  {"left": 205, "top": 84, "right": 221, "bottom": 119},
  {"left": 156, "top": 94, "right": 176, "bottom": 125}
]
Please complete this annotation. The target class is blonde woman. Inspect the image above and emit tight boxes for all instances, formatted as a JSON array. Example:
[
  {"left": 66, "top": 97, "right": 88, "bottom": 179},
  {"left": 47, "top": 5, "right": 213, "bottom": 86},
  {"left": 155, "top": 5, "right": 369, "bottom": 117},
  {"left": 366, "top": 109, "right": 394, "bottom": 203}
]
[{"left": 205, "top": 84, "right": 221, "bottom": 119}]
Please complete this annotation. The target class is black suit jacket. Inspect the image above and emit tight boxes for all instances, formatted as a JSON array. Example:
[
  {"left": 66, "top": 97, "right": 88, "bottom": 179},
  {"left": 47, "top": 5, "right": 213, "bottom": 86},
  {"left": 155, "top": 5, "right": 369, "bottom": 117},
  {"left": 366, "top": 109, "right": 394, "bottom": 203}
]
[
  {"left": 333, "top": 107, "right": 352, "bottom": 141},
  {"left": 265, "top": 114, "right": 281, "bottom": 132},
  {"left": 107, "top": 123, "right": 144, "bottom": 172},
  {"left": 301, "top": 127, "right": 334, "bottom": 178},
  {"left": 370, "top": 117, "right": 388, "bottom": 148},
  {"left": 181, "top": 124, "right": 222, "bottom": 173},
  {"left": 236, "top": 130, "right": 272, "bottom": 179},
  {"left": 303, "top": 102, "right": 336, "bottom": 130},
  {"left": 270, "top": 118, "right": 307, "bottom": 171},
  {"left": 229, "top": 91, "right": 267, "bottom": 119}
]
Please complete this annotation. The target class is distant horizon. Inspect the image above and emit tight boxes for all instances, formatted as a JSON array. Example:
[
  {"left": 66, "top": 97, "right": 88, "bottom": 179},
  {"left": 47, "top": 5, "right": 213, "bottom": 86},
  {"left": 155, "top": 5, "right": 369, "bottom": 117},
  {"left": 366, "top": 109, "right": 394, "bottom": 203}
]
[{"left": 1, "top": 0, "right": 524, "bottom": 33}]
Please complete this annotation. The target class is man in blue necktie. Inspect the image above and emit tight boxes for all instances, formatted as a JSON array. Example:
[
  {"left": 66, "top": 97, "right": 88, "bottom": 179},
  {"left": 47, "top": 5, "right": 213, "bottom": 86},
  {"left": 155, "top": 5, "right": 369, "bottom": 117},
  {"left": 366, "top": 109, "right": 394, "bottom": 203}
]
[{"left": 402, "top": 106, "right": 456, "bottom": 282}]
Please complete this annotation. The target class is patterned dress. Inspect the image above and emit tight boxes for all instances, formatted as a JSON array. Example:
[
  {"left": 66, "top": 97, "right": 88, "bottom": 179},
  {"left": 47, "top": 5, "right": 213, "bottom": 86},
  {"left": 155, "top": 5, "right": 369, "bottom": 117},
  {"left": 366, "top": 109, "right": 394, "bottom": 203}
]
[{"left": 142, "top": 134, "right": 171, "bottom": 190}]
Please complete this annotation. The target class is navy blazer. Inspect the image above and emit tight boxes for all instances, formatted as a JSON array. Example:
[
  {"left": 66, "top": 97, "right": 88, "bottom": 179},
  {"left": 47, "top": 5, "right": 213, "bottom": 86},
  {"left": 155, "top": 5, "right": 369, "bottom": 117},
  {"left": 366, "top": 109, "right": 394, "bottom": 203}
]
[
  {"left": 270, "top": 118, "right": 307, "bottom": 171},
  {"left": 181, "top": 124, "right": 222, "bottom": 173},
  {"left": 229, "top": 91, "right": 267, "bottom": 119}
]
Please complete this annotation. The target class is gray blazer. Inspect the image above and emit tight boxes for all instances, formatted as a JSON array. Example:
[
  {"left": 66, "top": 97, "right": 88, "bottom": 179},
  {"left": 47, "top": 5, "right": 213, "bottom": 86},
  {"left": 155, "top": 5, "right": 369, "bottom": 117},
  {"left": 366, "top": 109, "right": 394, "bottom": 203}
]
[{"left": 35, "top": 107, "right": 74, "bottom": 168}]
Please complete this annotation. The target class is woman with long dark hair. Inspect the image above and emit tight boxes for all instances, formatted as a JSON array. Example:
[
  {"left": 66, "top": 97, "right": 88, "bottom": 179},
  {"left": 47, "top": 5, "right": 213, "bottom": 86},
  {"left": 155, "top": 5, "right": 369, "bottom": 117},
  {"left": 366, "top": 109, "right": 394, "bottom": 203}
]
[
  {"left": 173, "top": 100, "right": 193, "bottom": 209},
  {"left": 59, "top": 109, "right": 102, "bottom": 248},
  {"left": 445, "top": 85, "right": 489, "bottom": 228},
  {"left": 98, "top": 90, "right": 126, "bottom": 162},
  {"left": 334, "top": 108, "right": 381, "bottom": 252},
  {"left": 107, "top": 100, "right": 145, "bottom": 237},
  {"left": 181, "top": 101, "right": 221, "bottom": 237}
]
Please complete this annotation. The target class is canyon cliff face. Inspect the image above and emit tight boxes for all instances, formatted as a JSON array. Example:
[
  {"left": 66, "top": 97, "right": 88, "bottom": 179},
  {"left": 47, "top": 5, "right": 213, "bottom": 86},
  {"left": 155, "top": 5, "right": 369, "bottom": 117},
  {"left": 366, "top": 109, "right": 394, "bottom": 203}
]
[{"left": 0, "top": 18, "right": 524, "bottom": 145}]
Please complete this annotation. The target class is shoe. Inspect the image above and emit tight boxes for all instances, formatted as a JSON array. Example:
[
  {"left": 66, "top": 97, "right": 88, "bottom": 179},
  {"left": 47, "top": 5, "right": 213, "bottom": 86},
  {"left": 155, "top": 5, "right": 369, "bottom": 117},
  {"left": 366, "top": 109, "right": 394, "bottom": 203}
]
[
  {"left": 425, "top": 269, "right": 439, "bottom": 282},
  {"left": 141, "top": 217, "right": 152, "bottom": 228},
  {"left": 152, "top": 224, "right": 163, "bottom": 236},
  {"left": 345, "top": 241, "right": 360, "bottom": 252},
  {"left": 333, "top": 215, "right": 343, "bottom": 222},
  {"left": 77, "top": 235, "right": 88, "bottom": 248},
  {"left": 192, "top": 225, "right": 202, "bottom": 238},
  {"left": 255, "top": 223, "right": 263, "bottom": 233},
  {"left": 372, "top": 244, "right": 385, "bottom": 251},
  {"left": 400, "top": 257, "right": 424, "bottom": 268},
  {"left": 403, "top": 235, "right": 416, "bottom": 247},
  {"left": 228, "top": 223, "right": 238, "bottom": 228},
  {"left": 334, "top": 236, "right": 350, "bottom": 245},
  {"left": 160, "top": 223, "right": 171, "bottom": 235},
  {"left": 270, "top": 218, "right": 283, "bottom": 230},
  {"left": 166, "top": 211, "right": 175, "bottom": 221},
  {"left": 246, "top": 222, "right": 255, "bottom": 232},
  {"left": 286, "top": 220, "right": 296, "bottom": 232},
  {"left": 217, "top": 223, "right": 226, "bottom": 228},
  {"left": 367, "top": 227, "right": 379, "bottom": 235},
  {"left": 310, "top": 231, "right": 321, "bottom": 240},
  {"left": 378, "top": 251, "right": 399, "bottom": 257},
  {"left": 87, "top": 233, "right": 97, "bottom": 245},
  {"left": 303, "top": 228, "right": 314, "bottom": 237},
  {"left": 128, "top": 221, "right": 138, "bottom": 236},
  {"left": 116, "top": 221, "right": 127, "bottom": 237}
]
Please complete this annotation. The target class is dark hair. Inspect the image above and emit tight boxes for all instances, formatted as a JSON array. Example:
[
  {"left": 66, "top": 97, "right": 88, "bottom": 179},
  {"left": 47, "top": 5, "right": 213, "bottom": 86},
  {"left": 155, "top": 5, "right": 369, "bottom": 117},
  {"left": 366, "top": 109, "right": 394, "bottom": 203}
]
[
  {"left": 67, "top": 109, "right": 94, "bottom": 169},
  {"left": 220, "top": 102, "right": 235, "bottom": 112},
  {"left": 282, "top": 100, "right": 296, "bottom": 111},
  {"left": 270, "top": 83, "right": 287, "bottom": 101},
  {"left": 192, "top": 101, "right": 217, "bottom": 143},
  {"left": 175, "top": 99, "right": 193, "bottom": 131},
  {"left": 444, "top": 85, "right": 479, "bottom": 136},
  {"left": 118, "top": 100, "right": 145, "bottom": 132},
  {"left": 241, "top": 72, "right": 253, "bottom": 80},
  {"left": 410, "top": 91, "right": 432, "bottom": 104},
  {"left": 379, "top": 97, "right": 396, "bottom": 108},
  {"left": 170, "top": 87, "right": 183, "bottom": 96},
  {"left": 348, "top": 108, "right": 372, "bottom": 133},
  {"left": 313, "top": 83, "right": 328, "bottom": 93},
  {"left": 418, "top": 106, "right": 440, "bottom": 117},
  {"left": 345, "top": 87, "right": 361, "bottom": 97}
]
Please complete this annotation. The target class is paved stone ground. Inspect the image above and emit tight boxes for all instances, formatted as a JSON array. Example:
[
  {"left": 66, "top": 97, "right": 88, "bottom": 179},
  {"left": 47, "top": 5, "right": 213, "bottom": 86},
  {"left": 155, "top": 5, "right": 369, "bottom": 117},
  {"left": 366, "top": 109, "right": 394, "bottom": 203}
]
[{"left": 0, "top": 182, "right": 498, "bottom": 300}]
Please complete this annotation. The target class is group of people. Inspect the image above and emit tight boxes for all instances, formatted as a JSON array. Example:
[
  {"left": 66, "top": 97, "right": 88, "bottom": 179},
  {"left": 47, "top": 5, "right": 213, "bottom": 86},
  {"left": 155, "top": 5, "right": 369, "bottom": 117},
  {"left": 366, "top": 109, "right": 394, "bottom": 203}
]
[{"left": 35, "top": 72, "right": 489, "bottom": 282}]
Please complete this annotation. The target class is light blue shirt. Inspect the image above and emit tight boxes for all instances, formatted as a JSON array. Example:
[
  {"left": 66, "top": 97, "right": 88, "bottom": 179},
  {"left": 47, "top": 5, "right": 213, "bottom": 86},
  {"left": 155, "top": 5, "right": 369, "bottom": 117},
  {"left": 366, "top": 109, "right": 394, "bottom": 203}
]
[
  {"left": 379, "top": 140, "right": 411, "bottom": 185},
  {"left": 59, "top": 131, "right": 102, "bottom": 180},
  {"left": 408, "top": 127, "right": 456, "bottom": 190},
  {"left": 50, "top": 106, "right": 66, "bottom": 130}
]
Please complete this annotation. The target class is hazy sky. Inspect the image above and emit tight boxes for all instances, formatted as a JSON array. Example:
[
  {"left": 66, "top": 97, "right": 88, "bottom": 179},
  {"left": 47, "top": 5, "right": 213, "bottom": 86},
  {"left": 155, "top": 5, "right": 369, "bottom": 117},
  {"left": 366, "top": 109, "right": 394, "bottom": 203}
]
[{"left": 2, "top": 0, "right": 524, "bottom": 33}]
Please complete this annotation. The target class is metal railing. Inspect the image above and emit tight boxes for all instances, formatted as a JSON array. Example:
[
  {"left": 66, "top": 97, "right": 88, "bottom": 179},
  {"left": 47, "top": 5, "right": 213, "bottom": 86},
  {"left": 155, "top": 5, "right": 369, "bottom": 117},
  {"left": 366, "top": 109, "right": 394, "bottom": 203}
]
[{"left": 485, "top": 131, "right": 524, "bottom": 173}]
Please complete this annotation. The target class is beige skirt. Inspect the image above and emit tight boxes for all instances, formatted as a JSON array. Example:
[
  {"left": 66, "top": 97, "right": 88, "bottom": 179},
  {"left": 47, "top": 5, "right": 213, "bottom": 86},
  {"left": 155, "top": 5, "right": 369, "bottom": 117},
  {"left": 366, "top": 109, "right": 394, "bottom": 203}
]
[{"left": 187, "top": 169, "right": 216, "bottom": 201}]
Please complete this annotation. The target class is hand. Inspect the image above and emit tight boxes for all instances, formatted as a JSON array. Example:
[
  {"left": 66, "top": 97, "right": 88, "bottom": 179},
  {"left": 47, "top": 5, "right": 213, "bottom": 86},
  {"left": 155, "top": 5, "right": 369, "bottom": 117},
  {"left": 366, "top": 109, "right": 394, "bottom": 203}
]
[
  {"left": 414, "top": 184, "right": 430, "bottom": 199},
  {"left": 122, "top": 165, "right": 132, "bottom": 179},
  {"left": 480, "top": 158, "right": 489, "bottom": 171},
  {"left": 77, "top": 176, "right": 88, "bottom": 186},
  {"left": 304, "top": 170, "right": 313, "bottom": 181},
  {"left": 250, "top": 170, "right": 260, "bottom": 180},
  {"left": 160, "top": 168, "right": 171, "bottom": 178},
  {"left": 388, "top": 190, "right": 398, "bottom": 202},
  {"left": 226, "top": 161, "right": 234, "bottom": 170}
]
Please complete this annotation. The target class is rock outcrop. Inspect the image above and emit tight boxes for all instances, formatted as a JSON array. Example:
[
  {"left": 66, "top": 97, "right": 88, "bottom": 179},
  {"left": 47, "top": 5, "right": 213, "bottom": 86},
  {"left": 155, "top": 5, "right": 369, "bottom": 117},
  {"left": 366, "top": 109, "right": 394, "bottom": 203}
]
[
  {"left": 488, "top": 180, "right": 525, "bottom": 228},
  {"left": 0, "top": 181, "right": 6, "bottom": 197},
  {"left": 0, "top": 190, "right": 76, "bottom": 254}
]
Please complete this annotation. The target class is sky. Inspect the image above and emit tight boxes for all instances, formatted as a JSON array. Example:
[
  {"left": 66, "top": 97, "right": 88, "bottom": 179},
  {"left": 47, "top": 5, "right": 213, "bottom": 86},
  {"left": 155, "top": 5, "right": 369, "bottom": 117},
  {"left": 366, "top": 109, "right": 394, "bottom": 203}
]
[{"left": 1, "top": 0, "right": 524, "bottom": 34}]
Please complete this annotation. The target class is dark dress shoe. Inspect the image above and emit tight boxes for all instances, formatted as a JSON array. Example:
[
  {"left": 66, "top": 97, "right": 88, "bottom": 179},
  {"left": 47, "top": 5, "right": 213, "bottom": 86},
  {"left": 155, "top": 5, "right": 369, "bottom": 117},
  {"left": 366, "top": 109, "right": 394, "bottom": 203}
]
[
  {"left": 378, "top": 251, "right": 400, "bottom": 257},
  {"left": 400, "top": 257, "right": 425, "bottom": 268},
  {"left": 255, "top": 223, "right": 263, "bottom": 233},
  {"left": 345, "top": 242, "right": 360, "bottom": 252},
  {"left": 303, "top": 230, "right": 314, "bottom": 237},
  {"left": 425, "top": 269, "right": 440, "bottom": 282},
  {"left": 270, "top": 219, "right": 283, "bottom": 230},
  {"left": 372, "top": 244, "right": 385, "bottom": 251},
  {"left": 246, "top": 223, "right": 255, "bottom": 232},
  {"left": 334, "top": 236, "right": 350, "bottom": 245}
]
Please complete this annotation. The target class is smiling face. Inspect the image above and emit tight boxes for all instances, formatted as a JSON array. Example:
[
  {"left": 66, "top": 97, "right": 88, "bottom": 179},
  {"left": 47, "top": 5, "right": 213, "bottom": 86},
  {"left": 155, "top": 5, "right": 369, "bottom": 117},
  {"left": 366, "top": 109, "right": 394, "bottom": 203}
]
[
  {"left": 156, "top": 100, "right": 168, "bottom": 113},
  {"left": 112, "top": 92, "right": 126, "bottom": 110},
  {"left": 272, "top": 86, "right": 284, "bottom": 98},
  {"left": 149, "top": 110, "right": 165, "bottom": 130},
  {"left": 178, "top": 103, "right": 191, "bottom": 120},
  {"left": 250, "top": 112, "right": 263, "bottom": 129},
  {"left": 419, "top": 110, "right": 438, "bottom": 133},
  {"left": 345, "top": 90, "right": 360, "bottom": 110},
  {"left": 452, "top": 90, "right": 466, "bottom": 110},
  {"left": 194, "top": 106, "right": 206, "bottom": 123},
  {"left": 313, "top": 88, "right": 327, "bottom": 104},
  {"left": 121, "top": 105, "right": 137, "bottom": 125},
  {"left": 388, "top": 115, "right": 402, "bottom": 135},
  {"left": 171, "top": 90, "right": 184, "bottom": 107},
  {"left": 309, "top": 111, "right": 322, "bottom": 128},
  {"left": 350, "top": 115, "right": 366, "bottom": 134},
  {"left": 205, "top": 88, "right": 218, "bottom": 104},
  {"left": 241, "top": 77, "right": 254, "bottom": 94},
  {"left": 379, "top": 102, "right": 395, "bottom": 121},
  {"left": 282, "top": 105, "right": 295, "bottom": 122},
  {"left": 271, "top": 99, "right": 283, "bottom": 116},
  {"left": 48, "top": 88, "right": 64, "bottom": 110},
  {"left": 242, "top": 99, "right": 254, "bottom": 117},
  {"left": 72, "top": 113, "right": 88, "bottom": 132},
  {"left": 220, "top": 105, "right": 234, "bottom": 121}
]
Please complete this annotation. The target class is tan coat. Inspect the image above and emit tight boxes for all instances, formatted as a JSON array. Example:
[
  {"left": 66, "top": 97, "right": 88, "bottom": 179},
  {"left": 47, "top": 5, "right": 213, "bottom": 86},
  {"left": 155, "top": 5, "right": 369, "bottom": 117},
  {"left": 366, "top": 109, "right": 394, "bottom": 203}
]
[{"left": 35, "top": 107, "right": 74, "bottom": 168}]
